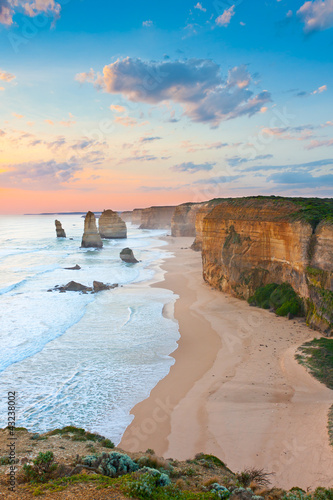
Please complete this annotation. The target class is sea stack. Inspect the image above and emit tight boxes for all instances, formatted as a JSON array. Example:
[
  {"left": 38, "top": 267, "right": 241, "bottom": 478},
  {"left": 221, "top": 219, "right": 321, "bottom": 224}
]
[
  {"left": 55, "top": 220, "right": 66, "bottom": 238},
  {"left": 81, "top": 211, "right": 103, "bottom": 248},
  {"left": 99, "top": 209, "right": 127, "bottom": 239},
  {"left": 120, "top": 248, "right": 139, "bottom": 263}
]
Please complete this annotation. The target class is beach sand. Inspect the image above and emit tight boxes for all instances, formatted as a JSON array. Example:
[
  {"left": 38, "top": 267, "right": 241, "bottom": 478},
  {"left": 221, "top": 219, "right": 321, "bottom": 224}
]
[{"left": 120, "top": 236, "right": 333, "bottom": 490}]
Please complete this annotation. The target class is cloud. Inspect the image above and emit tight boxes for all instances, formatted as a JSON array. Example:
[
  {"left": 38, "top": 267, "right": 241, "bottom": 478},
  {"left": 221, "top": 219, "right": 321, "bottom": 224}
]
[
  {"left": 59, "top": 120, "right": 76, "bottom": 127},
  {"left": 194, "top": 2, "right": 206, "bottom": 12},
  {"left": 259, "top": 125, "right": 315, "bottom": 141},
  {"left": 216, "top": 5, "right": 235, "bottom": 27},
  {"left": 114, "top": 116, "right": 139, "bottom": 127},
  {"left": 12, "top": 112, "right": 23, "bottom": 119},
  {"left": 110, "top": 104, "right": 126, "bottom": 113},
  {"left": 171, "top": 161, "right": 216, "bottom": 173},
  {"left": 44, "top": 119, "right": 54, "bottom": 125},
  {"left": 305, "top": 138, "right": 333, "bottom": 149},
  {"left": 0, "top": 0, "right": 61, "bottom": 26},
  {"left": 142, "top": 20, "right": 153, "bottom": 27},
  {"left": 242, "top": 158, "right": 333, "bottom": 173},
  {"left": 0, "top": 159, "right": 81, "bottom": 190},
  {"left": 140, "top": 136, "right": 162, "bottom": 143},
  {"left": 0, "top": 69, "right": 15, "bottom": 82},
  {"left": 312, "top": 84, "right": 327, "bottom": 94},
  {"left": 268, "top": 171, "right": 333, "bottom": 188},
  {"left": 180, "top": 140, "right": 229, "bottom": 153},
  {"left": 227, "top": 154, "right": 273, "bottom": 167},
  {"left": 297, "top": 0, "right": 333, "bottom": 33},
  {"left": 78, "top": 58, "right": 271, "bottom": 127}
]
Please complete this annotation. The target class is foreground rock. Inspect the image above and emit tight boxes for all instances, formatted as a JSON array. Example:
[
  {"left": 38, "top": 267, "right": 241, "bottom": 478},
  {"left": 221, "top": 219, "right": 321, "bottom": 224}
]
[
  {"left": 81, "top": 211, "right": 103, "bottom": 248},
  {"left": 55, "top": 220, "right": 66, "bottom": 238},
  {"left": 64, "top": 264, "right": 81, "bottom": 270},
  {"left": 50, "top": 281, "right": 118, "bottom": 293},
  {"left": 120, "top": 248, "right": 139, "bottom": 263},
  {"left": 99, "top": 209, "right": 127, "bottom": 239}
]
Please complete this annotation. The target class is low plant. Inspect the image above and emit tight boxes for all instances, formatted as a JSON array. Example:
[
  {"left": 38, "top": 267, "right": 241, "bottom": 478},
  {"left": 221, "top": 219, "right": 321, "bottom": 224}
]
[
  {"left": 236, "top": 468, "right": 273, "bottom": 488},
  {"left": 23, "top": 451, "right": 58, "bottom": 483}
]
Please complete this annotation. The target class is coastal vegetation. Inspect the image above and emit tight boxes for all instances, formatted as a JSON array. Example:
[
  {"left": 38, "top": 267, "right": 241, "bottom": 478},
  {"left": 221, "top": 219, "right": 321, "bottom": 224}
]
[
  {"left": 296, "top": 338, "right": 333, "bottom": 447},
  {"left": 248, "top": 283, "right": 303, "bottom": 317}
]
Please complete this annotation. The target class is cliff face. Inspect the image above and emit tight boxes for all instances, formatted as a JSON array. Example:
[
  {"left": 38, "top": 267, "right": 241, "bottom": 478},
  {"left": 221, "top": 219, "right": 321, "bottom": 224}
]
[
  {"left": 99, "top": 210, "right": 127, "bottom": 239},
  {"left": 139, "top": 206, "right": 176, "bottom": 229},
  {"left": 55, "top": 220, "right": 66, "bottom": 238},
  {"left": 132, "top": 209, "right": 144, "bottom": 225},
  {"left": 201, "top": 198, "right": 333, "bottom": 334},
  {"left": 171, "top": 203, "right": 204, "bottom": 237},
  {"left": 120, "top": 211, "right": 133, "bottom": 223},
  {"left": 191, "top": 200, "right": 225, "bottom": 250}
]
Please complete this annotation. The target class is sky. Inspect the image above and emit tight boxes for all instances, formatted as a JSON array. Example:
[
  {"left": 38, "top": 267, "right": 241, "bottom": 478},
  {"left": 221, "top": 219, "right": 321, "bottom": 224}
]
[{"left": 0, "top": 0, "right": 333, "bottom": 214}]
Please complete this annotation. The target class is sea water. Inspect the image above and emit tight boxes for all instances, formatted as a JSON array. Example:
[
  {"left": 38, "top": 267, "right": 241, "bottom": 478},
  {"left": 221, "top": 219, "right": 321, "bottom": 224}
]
[{"left": 0, "top": 215, "right": 179, "bottom": 443}]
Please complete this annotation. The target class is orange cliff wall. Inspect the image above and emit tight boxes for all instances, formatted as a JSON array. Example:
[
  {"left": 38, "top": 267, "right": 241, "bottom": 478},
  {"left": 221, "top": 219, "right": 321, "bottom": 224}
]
[
  {"left": 191, "top": 200, "right": 225, "bottom": 250},
  {"left": 139, "top": 206, "right": 176, "bottom": 230},
  {"left": 201, "top": 199, "right": 333, "bottom": 334}
]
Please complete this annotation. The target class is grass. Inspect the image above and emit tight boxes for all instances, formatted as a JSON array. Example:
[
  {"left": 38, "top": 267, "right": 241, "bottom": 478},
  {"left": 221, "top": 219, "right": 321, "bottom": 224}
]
[
  {"left": 296, "top": 338, "right": 333, "bottom": 389},
  {"left": 47, "top": 425, "right": 114, "bottom": 447},
  {"left": 296, "top": 338, "right": 333, "bottom": 448}
]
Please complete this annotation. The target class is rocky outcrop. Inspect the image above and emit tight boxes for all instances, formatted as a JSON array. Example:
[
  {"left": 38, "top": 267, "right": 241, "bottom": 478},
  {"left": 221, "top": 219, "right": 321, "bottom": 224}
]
[
  {"left": 139, "top": 206, "right": 176, "bottom": 229},
  {"left": 99, "top": 210, "right": 127, "bottom": 239},
  {"left": 64, "top": 264, "right": 81, "bottom": 270},
  {"left": 171, "top": 203, "right": 205, "bottom": 237},
  {"left": 191, "top": 199, "right": 225, "bottom": 251},
  {"left": 55, "top": 220, "right": 66, "bottom": 238},
  {"left": 201, "top": 197, "right": 333, "bottom": 334},
  {"left": 120, "top": 248, "right": 139, "bottom": 263},
  {"left": 81, "top": 212, "right": 103, "bottom": 248},
  {"left": 50, "top": 281, "right": 118, "bottom": 293}
]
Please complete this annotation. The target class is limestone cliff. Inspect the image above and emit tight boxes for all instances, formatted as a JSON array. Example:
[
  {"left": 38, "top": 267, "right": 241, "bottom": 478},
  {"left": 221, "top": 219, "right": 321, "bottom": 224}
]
[
  {"left": 55, "top": 220, "right": 66, "bottom": 238},
  {"left": 139, "top": 206, "right": 176, "bottom": 229},
  {"left": 171, "top": 202, "right": 205, "bottom": 237},
  {"left": 191, "top": 199, "right": 225, "bottom": 250},
  {"left": 81, "top": 211, "right": 103, "bottom": 248},
  {"left": 201, "top": 197, "right": 333, "bottom": 334},
  {"left": 120, "top": 211, "right": 133, "bottom": 223},
  {"left": 99, "top": 210, "right": 127, "bottom": 239},
  {"left": 132, "top": 209, "right": 144, "bottom": 225}
]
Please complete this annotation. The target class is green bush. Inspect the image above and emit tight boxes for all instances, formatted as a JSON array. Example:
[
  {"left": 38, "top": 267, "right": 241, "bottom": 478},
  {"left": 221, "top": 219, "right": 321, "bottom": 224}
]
[
  {"left": 248, "top": 283, "right": 303, "bottom": 317},
  {"left": 23, "top": 451, "right": 57, "bottom": 483}
]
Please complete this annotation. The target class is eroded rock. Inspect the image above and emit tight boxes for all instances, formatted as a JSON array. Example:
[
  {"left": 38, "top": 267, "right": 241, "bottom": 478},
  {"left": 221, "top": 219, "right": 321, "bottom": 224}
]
[{"left": 81, "top": 212, "right": 103, "bottom": 248}]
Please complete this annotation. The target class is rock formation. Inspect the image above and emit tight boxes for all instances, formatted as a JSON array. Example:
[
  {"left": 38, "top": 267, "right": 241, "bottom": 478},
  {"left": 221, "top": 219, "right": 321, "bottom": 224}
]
[
  {"left": 81, "top": 212, "right": 103, "bottom": 248},
  {"left": 120, "top": 248, "right": 139, "bottom": 263},
  {"left": 50, "top": 281, "right": 118, "bottom": 293},
  {"left": 171, "top": 202, "right": 205, "bottom": 237},
  {"left": 55, "top": 220, "right": 66, "bottom": 238},
  {"left": 200, "top": 197, "right": 333, "bottom": 334},
  {"left": 191, "top": 199, "right": 225, "bottom": 250},
  {"left": 99, "top": 210, "right": 127, "bottom": 239},
  {"left": 132, "top": 209, "right": 144, "bottom": 225},
  {"left": 139, "top": 206, "right": 176, "bottom": 229},
  {"left": 64, "top": 264, "right": 81, "bottom": 270},
  {"left": 120, "top": 211, "right": 133, "bottom": 223}
]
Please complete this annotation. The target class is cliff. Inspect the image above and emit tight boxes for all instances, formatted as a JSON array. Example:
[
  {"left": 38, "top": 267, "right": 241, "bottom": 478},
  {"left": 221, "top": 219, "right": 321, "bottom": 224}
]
[
  {"left": 201, "top": 197, "right": 333, "bottom": 334},
  {"left": 120, "top": 211, "right": 133, "bottom": 223},
  {"left": 132, "top": 208, "right": 144, "bottom": 225},
  {"left": 139, "top": 206, "right": 176, "bottom": 229},
  {"left": 81, "top": 211, "right": 103, "bottom": 248},
  {"left": 191, "top": 199, "right": 225, "bottom": 250},
  {"left": 171, "top": 202, "right": 205, "bottom": 237},
  {"left": 99, "top": 209, "right": 127, "bottom": 239}
]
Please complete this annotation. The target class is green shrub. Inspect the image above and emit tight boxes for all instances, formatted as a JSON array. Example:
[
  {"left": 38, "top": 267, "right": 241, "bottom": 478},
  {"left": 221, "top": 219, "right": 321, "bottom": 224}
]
[
  {"left": 23, "top": 451, "right": 57, "bottom": 483},
  {"left": 248, "top": 283, "right": 303, "bottom": 317},
  {"left": 82, "top": 451, "right": 139, "bottom": 477}
]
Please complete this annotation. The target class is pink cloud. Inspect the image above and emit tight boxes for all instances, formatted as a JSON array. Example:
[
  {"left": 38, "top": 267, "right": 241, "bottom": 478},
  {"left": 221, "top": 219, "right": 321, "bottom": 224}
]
[
  {"left": 216, "top": 5, "right": 235, "bottom": 27},
  {"left": 0, "top": 0, "right": 61, "bottom": 26},
  {"left": 297, "top": 0, "right": 333, "bottom": 33}
]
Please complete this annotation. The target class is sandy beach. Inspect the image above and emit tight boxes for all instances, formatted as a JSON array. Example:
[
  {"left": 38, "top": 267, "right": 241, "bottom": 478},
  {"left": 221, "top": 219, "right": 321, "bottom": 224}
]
[{"left": 120, "top": 236, "right": 333, "bottom": 490}]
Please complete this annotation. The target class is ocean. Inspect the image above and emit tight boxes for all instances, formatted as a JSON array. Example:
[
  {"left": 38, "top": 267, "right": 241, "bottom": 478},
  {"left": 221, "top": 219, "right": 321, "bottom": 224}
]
[{"left": 0, "top": 215, "right": 179, "bottom": 444}]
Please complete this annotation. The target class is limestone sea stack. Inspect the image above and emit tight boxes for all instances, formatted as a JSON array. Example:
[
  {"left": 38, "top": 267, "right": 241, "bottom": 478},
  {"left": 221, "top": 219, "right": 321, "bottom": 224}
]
[
  {"left": 55, "top": 220, "right": 66, "bottom": 238},
  {"left": 99, "top": 209, "right": 127, "bottom": 239},
  {"left": 81, "top": 211, "right": 103, "bottom": 248},
  {"left": 120, "top": 248, "right": 139, "bottom": 263}
]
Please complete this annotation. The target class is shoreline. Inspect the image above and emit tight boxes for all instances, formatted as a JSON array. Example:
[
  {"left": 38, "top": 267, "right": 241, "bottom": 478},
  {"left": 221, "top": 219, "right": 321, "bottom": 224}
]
[{"left": 120, "top": 236, "right": 333, "bottom": 490}]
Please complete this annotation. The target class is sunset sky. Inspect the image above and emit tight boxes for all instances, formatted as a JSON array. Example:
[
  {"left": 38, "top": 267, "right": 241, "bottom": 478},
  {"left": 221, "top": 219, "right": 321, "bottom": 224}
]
[{"left": 0, "top": 0, "right": 332, "bottom": 214}]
